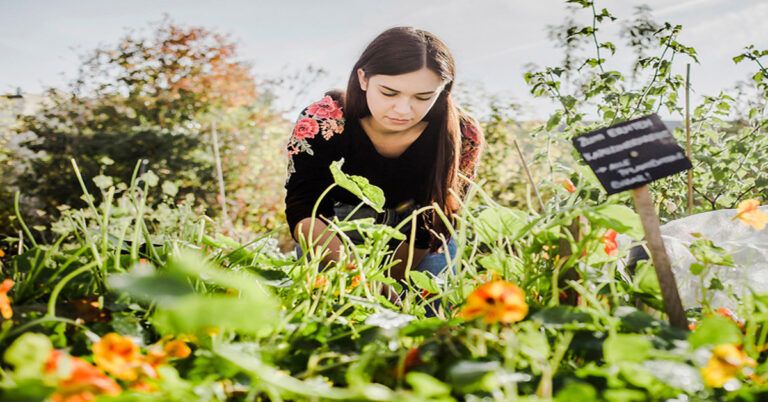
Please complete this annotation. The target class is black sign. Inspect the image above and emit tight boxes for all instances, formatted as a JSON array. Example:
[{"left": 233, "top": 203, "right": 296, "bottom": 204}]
[{"left": 572, "top": 114, "right": 692, "bottom": 195}]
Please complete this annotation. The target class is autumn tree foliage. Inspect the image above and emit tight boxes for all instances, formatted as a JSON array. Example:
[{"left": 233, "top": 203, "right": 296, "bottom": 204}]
[
  {"left": 11, "top": 18, "right": 288, "bottom": 242},
  {"left": 76, "top": 20, "right": 258, "bottom": 122}
]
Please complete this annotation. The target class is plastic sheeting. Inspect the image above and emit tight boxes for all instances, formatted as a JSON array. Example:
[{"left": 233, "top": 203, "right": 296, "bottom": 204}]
[{"left": 625, "top": 206, "right": 768, "bottom": 310}]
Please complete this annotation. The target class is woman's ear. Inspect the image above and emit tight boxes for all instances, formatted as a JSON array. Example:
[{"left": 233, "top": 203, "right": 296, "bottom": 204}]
[{"left": 357, "top": 68, "right": 368, "bottom": 91}]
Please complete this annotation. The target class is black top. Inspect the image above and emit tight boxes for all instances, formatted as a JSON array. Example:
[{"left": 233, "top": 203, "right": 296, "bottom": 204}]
[{"left": 284, "top": 95, "right": 483, "bottom": 249}]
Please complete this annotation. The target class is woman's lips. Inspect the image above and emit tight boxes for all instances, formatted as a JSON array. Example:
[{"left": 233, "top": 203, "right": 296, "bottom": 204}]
[{"left": 388, "top": 117, "right": 410, "bottom": 124}]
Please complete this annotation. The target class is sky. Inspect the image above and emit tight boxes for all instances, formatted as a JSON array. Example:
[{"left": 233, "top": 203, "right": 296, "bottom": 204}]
[{"left": 1, "top": 0, "right": 767, "bottom": 120}]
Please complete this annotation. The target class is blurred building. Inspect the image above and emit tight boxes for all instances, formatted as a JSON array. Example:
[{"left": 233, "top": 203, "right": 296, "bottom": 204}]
[{"left": 0, "top": 88, "right": 45, "bottom": 127}]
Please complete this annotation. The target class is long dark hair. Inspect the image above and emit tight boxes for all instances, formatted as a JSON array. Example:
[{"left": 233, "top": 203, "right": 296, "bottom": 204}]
[{"left": 325, "top": 26, "right": 472, "bottom": 251}]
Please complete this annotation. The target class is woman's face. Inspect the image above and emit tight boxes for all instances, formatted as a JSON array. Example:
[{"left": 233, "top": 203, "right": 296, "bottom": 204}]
[{"left": 357, "top": 66, "right": 445, "bottom": 132}]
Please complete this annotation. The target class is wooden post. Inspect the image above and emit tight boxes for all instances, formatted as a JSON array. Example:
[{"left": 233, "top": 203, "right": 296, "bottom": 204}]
[
  {"left": 631, "top": 185, "right": 687, "bottom": 329},
  {"left": 685, "top": 64, "right": 693, "bottom": 215}
]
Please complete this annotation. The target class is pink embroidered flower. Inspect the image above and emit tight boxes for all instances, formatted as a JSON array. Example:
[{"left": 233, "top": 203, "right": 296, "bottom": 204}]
[
  {"left": 460, "top": 147, "right": 478, "bottom": 175},
  {"left": 461, "top": 119, "right": 481, "bottom": 144},
  {"left": 306, "top": 96, "right": 343, "bottom": 120},
  {"left": 293, "top": 118, "right": 320, "bottom": 140},
  {"left": 320, "top": 119, "right": 344, "bottom": 140}
]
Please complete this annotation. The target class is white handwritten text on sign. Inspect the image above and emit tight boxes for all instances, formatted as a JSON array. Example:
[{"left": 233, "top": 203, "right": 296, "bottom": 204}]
[{"left": 571, "top": 114, "right": 692, "bottom": 195}]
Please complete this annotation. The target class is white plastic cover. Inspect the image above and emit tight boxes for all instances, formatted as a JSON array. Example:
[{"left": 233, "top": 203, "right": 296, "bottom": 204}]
[{"left": 642, "top": 206, "right": 768, "bottom": 310}]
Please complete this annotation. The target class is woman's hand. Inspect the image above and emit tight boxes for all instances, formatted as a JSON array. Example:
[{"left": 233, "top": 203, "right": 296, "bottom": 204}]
[
  {"left": 294, "top": 217, "right": 345, "bottom": 270},
  {"left": 389, "top": 243, "right": 429, "bottom": 282}
]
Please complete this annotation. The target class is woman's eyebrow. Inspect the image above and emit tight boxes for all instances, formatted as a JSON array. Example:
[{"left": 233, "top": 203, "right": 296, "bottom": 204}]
[{"left": 378, "top": 85, "right": 435, "bottom": 95}]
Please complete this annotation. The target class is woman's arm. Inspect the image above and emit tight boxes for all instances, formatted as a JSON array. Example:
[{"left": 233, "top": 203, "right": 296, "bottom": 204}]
[
  {"left": 380, "top": 243, "right": 429, "bottom": 305},
  {"left": 294, "top": 217, "right": 345, "bottom": 269},
  {"left": 389, "top": 243, "right": 429, "bottom": 281},
  {"left": 295, "top": 216, "right": 428, "bottom": 276}
]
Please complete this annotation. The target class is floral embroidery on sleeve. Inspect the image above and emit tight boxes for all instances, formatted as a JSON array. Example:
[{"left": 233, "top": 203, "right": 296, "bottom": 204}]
[
  {"left": 286, "top": 95, "right": 345, "bottom": 182},
  {"left": 458, "top": 116, "right": 484, "bottom": 186}
]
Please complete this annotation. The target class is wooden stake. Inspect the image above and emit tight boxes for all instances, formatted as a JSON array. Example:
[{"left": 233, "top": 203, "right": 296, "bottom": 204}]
[
  {"left": 632, "top": 185, "right": 687, "bottom": 329},
  {"left": 685, "top": 63, "right": 693, "bottom": 215}
]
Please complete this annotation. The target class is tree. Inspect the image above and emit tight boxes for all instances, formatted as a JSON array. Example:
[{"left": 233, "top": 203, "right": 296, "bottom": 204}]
[{"left": 12, "top": 17, "right": 266, "bottom": 239}]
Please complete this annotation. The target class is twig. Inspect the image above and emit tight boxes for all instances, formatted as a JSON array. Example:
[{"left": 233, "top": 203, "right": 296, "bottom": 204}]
[
  {"left": 685, "top": 63, "right": 693, "bottom": 214},
  {"left": 513, "top": 138, "right": 545, "bottom": 212},
  {"left": 211, "top": 120, "right": 234, "bottom": 233}
]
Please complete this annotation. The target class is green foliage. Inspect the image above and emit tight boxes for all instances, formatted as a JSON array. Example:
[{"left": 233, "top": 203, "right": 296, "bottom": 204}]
[
  {"left": 2, "top": 1, "right": 768, "bottom": 400},
  {"left": 3, "top": 333, "right": 52, "bottom": 379},
  {"left": 330, "top": 159, "right": 385, "bottom": 213},
  {"left": 4, "top": 17, "right": 292, "bottom": 250},
  {"left": 520, "top": 2, "right": 767, "bottom": 220},
  {"left": 688, "top": 316, "right": 743, "bottom": 349}
]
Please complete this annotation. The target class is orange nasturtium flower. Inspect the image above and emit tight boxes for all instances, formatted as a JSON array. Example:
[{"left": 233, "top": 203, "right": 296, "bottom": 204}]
[
  {"left": 0, "top": 279, "right": 14, "bottom": 320},
  {"left": 349, "top": 275, "right": 362, "bottom": 290},
  {"left": 458, "top": 280, "right": 528, "bottom": 324},
  {"left": 688, "top": 307, "right": 745, "bottom": 332},
  {"left": 308, "top": 274, "right": 328, "bottom": 290},
  {"left": 716, "top": 307, "right": 745, "bottom": 330},
  {"left": 733, "top": 199, "right": 768, "bottom": 230},
  {"left": 93, "top": 333, "right": 144, "bottom": 381},
  {"left": 701, "top": 344, "right": 756, "bottom": 388},
  {"left": 145, "top": 338, "right": 191, "bottom": 369},
  {"left": 602, "top": 229, "right": 618, "bottom": 256},
  {"left": 558, "top": 178, "right": 577, "bottom": 193},
  {"left": 45, "top": 350, "right": 122, "bottom": 402},
  {"left": 163, "top": 339, "right": 191, "bottom": 359}
]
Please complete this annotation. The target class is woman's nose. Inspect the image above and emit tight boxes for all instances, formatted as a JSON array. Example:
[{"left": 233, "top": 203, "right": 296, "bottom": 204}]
[{"left": 393, "top": 97, "right": 412, "bottom": 114}]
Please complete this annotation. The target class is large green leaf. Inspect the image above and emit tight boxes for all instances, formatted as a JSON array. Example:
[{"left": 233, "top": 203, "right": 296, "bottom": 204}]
[
  {"left": 152, "top": 294, "right": 277, "bottom": 336},
  {"left": 587, "top": 204, "right": 643, "bottom": 240},
  {"left": 109, "top": 271, "right": 194, "bottom": 304},
  {"left": 446, "top": 361, "right": 501, "bottom": 393},
  {"left": 475, "top": 206, "right": 529, "bottom": 244},
  {"left": 3, "top": 333, "right": 52, "bottom": 380},
  {"left": 405, "top": 372, "right": 453, "bottom": 399},
  {"left": 556, "top": 382, "right": 597, "bottom": 402},
  {"left": 603, "top": 334, "right": 652, "bottom": 364},
  {"left": 531, "top": 306, "right": 598, "bottom": 330},
  {"left": 688, "top": 316, "right": 743, "bottom": 349},
  {"left": 408, "top": 270, "right": 440, "bottom": 294},
  {"left": 109, "top": 249, "right": 280, "bottom": 336},
  {"left": 329, "top": 159, "right": 385, "bottom": 213}
]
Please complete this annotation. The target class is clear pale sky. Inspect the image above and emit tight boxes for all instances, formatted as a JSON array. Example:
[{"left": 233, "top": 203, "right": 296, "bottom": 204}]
[{"left": 1, "top": 0, "right": 766, "bottom": 120}]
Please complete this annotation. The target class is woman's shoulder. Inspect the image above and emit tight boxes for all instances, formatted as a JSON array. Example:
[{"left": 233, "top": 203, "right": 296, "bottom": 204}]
[
  {"left": 295, "top": 94, "right": 346, "bottom": 140},
  {"left": 458, "top": 111, "right": 483, "bottom": 146},
  {"left": 287, "top": 94, "right": 346, "bottom": 156}
]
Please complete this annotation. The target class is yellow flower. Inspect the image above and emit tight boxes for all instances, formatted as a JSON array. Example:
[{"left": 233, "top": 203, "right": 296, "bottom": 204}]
[
  {"left": 701, "top": 344, "right": 756, "bottom": 388},
  {"left": 733, "top": 199, "right": 768, "bottom": 230},
  {"left": 93, "top": 333, "right": 143, "bottom": 381},
  {"left": 458, "top": 280, "right": 528, "bottom": 324},
  {"left": 0, "top": 279, "right": 14, "bottom": 320}
]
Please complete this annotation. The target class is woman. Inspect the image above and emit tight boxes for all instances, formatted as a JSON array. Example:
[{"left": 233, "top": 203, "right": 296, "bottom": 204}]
[{"left": 284, "top": 26, "right": 484, "bottom": 285}]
